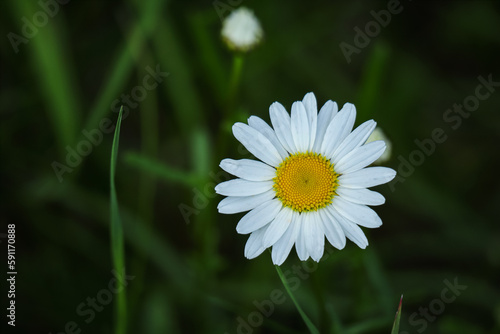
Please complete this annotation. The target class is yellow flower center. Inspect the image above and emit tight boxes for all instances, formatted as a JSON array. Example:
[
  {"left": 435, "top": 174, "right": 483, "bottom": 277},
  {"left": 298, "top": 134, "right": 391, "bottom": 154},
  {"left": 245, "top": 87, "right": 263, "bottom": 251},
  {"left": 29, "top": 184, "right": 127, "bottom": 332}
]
[{"left": 273, "top": 152, "right": 339, "bottom": 213}]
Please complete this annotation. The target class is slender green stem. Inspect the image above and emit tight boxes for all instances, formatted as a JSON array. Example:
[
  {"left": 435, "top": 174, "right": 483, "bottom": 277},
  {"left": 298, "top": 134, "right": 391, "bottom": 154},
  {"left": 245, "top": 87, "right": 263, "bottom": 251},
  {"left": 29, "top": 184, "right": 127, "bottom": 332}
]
[
  {"left": 216, "top": 53, "right": 245, "bottom": 159},
  {"left": 275, "top": 265, "right": 320, "bottom": 334},
  {"left": 110, "top": 107, "right": 126, "bottom": 334},
  {"left": 229, "top": 54, "right": 244, "bottom": 94},
  {"left": 226, "top": 54, "right": 244, "bottom": 117}
]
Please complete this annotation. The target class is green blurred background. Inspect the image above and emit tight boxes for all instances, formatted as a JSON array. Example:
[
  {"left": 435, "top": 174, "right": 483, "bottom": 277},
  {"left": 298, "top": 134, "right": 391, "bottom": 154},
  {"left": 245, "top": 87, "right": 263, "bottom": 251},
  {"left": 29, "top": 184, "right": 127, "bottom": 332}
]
[{"left": 1, "top": 0, "right": 500, "bottom": 333}]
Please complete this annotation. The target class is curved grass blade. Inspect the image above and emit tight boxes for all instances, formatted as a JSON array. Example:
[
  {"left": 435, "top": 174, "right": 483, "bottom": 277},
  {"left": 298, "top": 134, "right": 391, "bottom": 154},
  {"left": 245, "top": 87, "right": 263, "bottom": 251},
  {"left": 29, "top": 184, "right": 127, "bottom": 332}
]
[
  {"left": 84, "top": 0, "right": 167, "bottom": 132},
  {"left": 391, "top": 295, "right": 403, "bottom": 334},
  {"left": 8, "top": 0, "right": 82, "bottom": 155},
  {"left": 110, "top": 106, "right": 126, "bottom": 334}
]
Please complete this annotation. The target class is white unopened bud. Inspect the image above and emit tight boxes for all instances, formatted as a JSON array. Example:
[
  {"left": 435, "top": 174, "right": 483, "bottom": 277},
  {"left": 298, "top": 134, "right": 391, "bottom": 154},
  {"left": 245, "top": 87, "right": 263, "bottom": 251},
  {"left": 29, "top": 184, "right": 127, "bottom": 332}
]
[{"left": 221, "top": 7, "right": 263, "bottom": 52}]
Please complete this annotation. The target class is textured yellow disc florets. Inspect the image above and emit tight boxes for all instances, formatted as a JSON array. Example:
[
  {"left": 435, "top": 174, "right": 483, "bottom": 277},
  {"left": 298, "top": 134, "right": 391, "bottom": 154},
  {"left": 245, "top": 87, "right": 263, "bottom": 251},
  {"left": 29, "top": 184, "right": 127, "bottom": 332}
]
[{"left": 273, "top": 152, "right": 339, "bottom": 213}]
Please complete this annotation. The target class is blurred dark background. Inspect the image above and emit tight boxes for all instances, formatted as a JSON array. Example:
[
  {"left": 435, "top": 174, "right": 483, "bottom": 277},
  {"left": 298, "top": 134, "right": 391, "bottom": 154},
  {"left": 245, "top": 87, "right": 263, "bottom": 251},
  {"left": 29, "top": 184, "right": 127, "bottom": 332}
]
[{"left": 1, "top": 0, "right": 499, "bottom": 333}]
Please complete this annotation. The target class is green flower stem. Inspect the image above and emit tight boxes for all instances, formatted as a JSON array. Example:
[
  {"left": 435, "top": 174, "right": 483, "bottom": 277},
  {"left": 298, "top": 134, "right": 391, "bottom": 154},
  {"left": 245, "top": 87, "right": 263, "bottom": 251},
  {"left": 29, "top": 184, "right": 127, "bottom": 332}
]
[
  {"left": 230, "top": 54, "right": 244, "bottom": 91},
  {"left": 226, "top": 54, "right": 244, "bottom": 117},
  {"left": 216, "top": 53, "right": 245, "bottom": 160},
  {"left": 275, "top": 265, "right": 320, "bottom": 334}
]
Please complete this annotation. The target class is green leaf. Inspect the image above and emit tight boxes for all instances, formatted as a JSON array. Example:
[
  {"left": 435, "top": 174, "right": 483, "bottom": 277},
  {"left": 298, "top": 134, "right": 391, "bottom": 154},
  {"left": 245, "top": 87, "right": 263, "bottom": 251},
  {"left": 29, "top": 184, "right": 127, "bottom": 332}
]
[
  {"left": 124, "top": 152, "right": 199, "bottom": 187},
  {"left": 84, "top": 0, "right": 167, "bottom": 132},
  {"left": 152, "top": 15, "right": 205, "bottom": 135},
  {"left": 110, "top": 106, "right": 127, "bottom": 334},
  {"left": 8, "top": 0, "right": 82, "bottom": 154},
  {"left": 391, "top": 295, "right": 403, "bottom": 334}
]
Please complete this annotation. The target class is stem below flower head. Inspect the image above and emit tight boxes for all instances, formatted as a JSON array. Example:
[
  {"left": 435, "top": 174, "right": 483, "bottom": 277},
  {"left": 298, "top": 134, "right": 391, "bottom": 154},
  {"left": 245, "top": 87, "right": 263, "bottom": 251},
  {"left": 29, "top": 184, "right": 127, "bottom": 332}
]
[
  {"left": 226, "top": 54, "right": 244, "bottom": 117},
  {"left": 274, "top": 264, "right": 320, "bottom": 334}
]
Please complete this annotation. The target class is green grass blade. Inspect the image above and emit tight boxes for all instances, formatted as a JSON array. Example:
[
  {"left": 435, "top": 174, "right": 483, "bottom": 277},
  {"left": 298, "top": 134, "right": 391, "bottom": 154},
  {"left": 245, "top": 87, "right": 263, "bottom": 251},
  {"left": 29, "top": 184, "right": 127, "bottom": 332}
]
[
  {"left": 124, "top": 152, "right": 199, "bottom": 187},
  {"left": 152, "top": 16, "right": 205, "bottom": 135},
  {"left": 8, "top": 1, "right": 82, "bottom": 154},
  {"left": 275, "top": 265, "right": 320, "bottom": 334},
  {"left": 325, "top": 302, "right": 344, "bottom": 334},
  {"left": 110, "top": 106, "right": 126, "bottom": 334},
  {"left": 84, "top": 0, "right": 166, "bottom": 131},
  {"left": 29, "top": 175, "right": 191, "bottom": 291},
  {"left": 391, "top": 295, "right": 403, "bottom": 334}
]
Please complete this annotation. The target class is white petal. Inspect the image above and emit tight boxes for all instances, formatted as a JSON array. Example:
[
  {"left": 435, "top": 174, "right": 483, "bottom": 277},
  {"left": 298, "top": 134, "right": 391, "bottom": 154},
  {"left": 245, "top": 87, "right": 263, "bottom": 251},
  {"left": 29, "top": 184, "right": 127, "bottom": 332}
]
[
  {"left": 215, "top": 179, "right": 273, "bottom": 196},
  {"left": 232, "top": 123, "right": 283, "bottom": 167},
  {"left": 302, "top": 92, "right": 318, "bottom": 151},
  {"left": 312, "top": 100, "right": 338, "bottom": 152},
  {"left": 332, "top": 196, "right": 382, "bottom": 228},
  {"left": 336, "top": 187, "right": 385, "bottom": 206},
  {"left": 302, "top": 92, "right": 317, "bottom": 118},
  {"left": 220, "top": 158, "right": 276, "bottom": 181},
  {"left": 236, "top": 199, "right": 282, "bottom": 234},
  {"left": 262, "top": 206, "right": 294, "bottom": 248},
  {"left": 295, "top": 214, "right": 309, "bottom": 261},
  {"left": 319, "top": 208, "right": 346, "bottom": 249},
  {"left": 217, "top": 189, "right": 276, "bottom": 214},
  {"left": 244, "top": 225, "right": 268, "bottom": 259},
  {"left": 290, "top": 101, "right": 310, "bottom": 152},
  {"left": 305, "top": 211, "right": 325, "bottom": 262},
  {"left": 248, "top": 116, "right": 289, "bottom": 160},
  {"left": 328, "top": 207, "right": 368, "bottom": 248},
  {"left": 272, "top": 211, "right": 300, "bottom": 265},
  {"left": 334, "top": 141, "right": 386, "bottom": 174},
  {"left": 321, "top": 103, "right": 356, "bottom": 158},
  {"left": 269, "top": 102, "right": 297, "bottom": 153},
  {"left": 338, "top": 167, "right": 396, "bottom": 189},
  {"left": 343, "top": 222, "right": 369, "bottom": 248},
  {"left": 332, "top": 120, "right": 376, "bottom": 164}
]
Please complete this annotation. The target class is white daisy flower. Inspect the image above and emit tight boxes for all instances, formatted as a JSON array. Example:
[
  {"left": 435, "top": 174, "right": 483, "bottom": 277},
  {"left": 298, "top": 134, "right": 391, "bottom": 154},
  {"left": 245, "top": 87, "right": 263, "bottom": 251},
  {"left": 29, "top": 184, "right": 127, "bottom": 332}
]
[
  {"left": 221, "top": 7, "right": 263, "bottom": 52},
  {"left": 215, "top": 93, "right": 396, "bottom": 265},
  {"left": 366, "top": 127, "right": 392, "bottom": 163}
]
